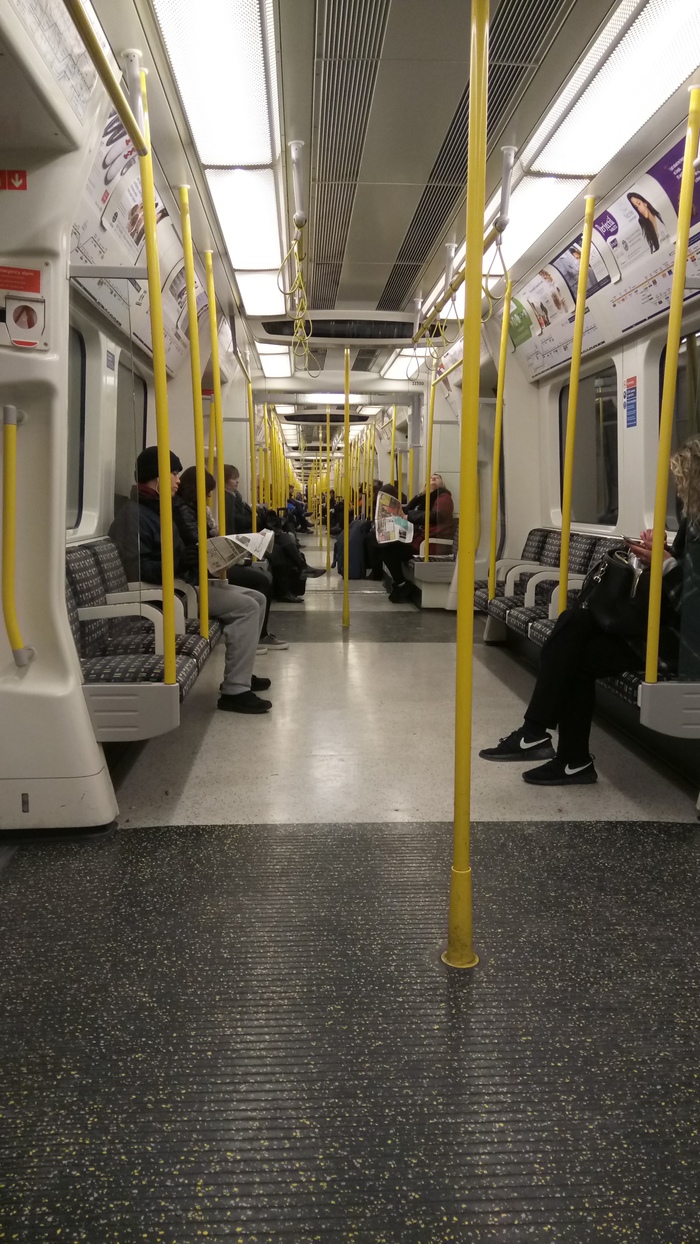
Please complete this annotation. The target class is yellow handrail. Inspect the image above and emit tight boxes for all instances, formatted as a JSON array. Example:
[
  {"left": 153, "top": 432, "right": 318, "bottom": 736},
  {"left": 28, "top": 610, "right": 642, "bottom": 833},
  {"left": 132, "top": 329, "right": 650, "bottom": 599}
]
[
  {"left": 326, "top": 405, "right": 332, "bottom": 572},
  {"left": 408, "top": 445, "right": 414, "bottom": 503},
  {"left": 369, "top": 423, "right": 376, "bottom": 519},
  {"left": 442, "top": 0, "right": 489, "bottom": 972},
  {"left": 263, "top": 405, "right": 271, "bottom": 507},
  {"left": 343, "top": 347, "right": 351, "bottom": 628},
  {"left": 646, "top": 85, "right": 700, "bottom": 681},
  {"left": 413, "top": 224, "right": 499, "bottom": 344},
  {"left": 139, "top": 70, "right": 176, "bottom": 684},
  {"left": 204, "top": 251, "right": 226, "bottom": 543},
  {"left": 61, "top": 0, "right": 148, "bottom": 155},
  {"left": 207, "top": 403, "right": 215, "bottom": 475},
  {"left": 2, "top": 407, "right": 32, "bottom": 667},
  {"left": 390, "top": 405, "right": 397, "bottom": 487},
  {"left": 178, "top": 186, "right": 209, "bottom": 638},
  {"left": 424, "top": 370, "right": 437, "bottom": 561},
  {"left": 488, "top": 277, "right": 512, "bottom": 600},
  {"left": 247, "top": 382, "right": 258, "bottom": 532},
  {"left": 558, "top": 196, "right": 596, "bottom": 615}
]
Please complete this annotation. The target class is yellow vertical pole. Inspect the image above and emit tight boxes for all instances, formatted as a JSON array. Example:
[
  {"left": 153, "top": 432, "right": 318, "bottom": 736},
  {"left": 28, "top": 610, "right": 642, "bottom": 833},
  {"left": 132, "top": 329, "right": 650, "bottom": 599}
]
[
  {"left": 343, "top": 348, "right": 351, "bottom": 628},
  {"left": 369, "top": 423, "right": 376, "bottom": 519},
  {"left": 178, "top": 185, "right": 209, "bottom": 637},
  {"left": 207, "top": 400, "right": 215, "bottom": 475},
  {"left": 318, "top": 430, "right": 324, "bottom": 547},
  {"left": 397, "top": 448, "right": 402, "bottom": 505},
  {"left": 558, "top": 196, "right": 596, "bottom": 615},
  {"left": 390, "top": 405, "right": 397, "bottom": 486},
  {"left": 408, "top": 446, "right": 414, "bottom": 502},
  {"left": 257, "top": 446, "right": 264, "bottom": 505},
  {"left": 442, "top": 0, "right": 489, "bottom": 971},
  {"left": 139, "top": 71, "right": 176, "bottom": 684},
  {"left": 247, "top": 382, "right": 258, "bottom": 532},
  {"left": 326, "top": 405, "right": 332, "bottom": 572},
  {"left": 263, "top": 406, "right": 271, "bottom": 507},
  {"left": 488, "top": 277, "right": 512, "bottom": 600},
  {"left": 647, "top": 85, "right": 700, "bottom": 680},
  {"left": 424, "top": 374, "right": 436, "bottom": 561},
  {"left": 2, "top": 410, "right": 27, "bottom": 662},
  {"left": 204, "top": 250, "right": 226, "bottom": 540}
]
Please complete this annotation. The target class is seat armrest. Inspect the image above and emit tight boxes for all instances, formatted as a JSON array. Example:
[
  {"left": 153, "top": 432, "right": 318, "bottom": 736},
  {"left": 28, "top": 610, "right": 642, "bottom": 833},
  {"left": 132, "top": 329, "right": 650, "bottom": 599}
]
[
  {"left": 503, "top": 561, "right": 545, "bottom": 593},
  {"left": 548, "top": 575, "right": 585, "bottom": 618},
  {"left": 77, "top": 602, "right": 166, "bottom": 652},
  {"left": 106, "top": 590, "right": 185, "bottom": 629},
  {"left": 417, "top": 538, "right": 454, "bottom": 559},
  {"left": 127, "top": 579, "right": 198, "bottom": 618},
  {"left": 523, "top": 568, "right": 562, "bottom": 607}
]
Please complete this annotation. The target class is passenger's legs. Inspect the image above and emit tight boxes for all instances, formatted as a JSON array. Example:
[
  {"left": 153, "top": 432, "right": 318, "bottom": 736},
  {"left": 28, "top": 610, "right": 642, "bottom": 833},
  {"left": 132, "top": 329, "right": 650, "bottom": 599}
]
[
  {"left": 381, "top": 542, "right": 413, "bottom": 585},
  {"left": 226, "top": 563, "right": 273, "bottom": 637},
  {"left": 206, "top": 580, "right": 267, "bottom": 701}
]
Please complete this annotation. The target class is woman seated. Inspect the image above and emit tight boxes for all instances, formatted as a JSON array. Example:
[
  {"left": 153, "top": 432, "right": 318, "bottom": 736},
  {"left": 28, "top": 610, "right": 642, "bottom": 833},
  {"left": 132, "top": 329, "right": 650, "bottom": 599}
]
[
  {"left": 479, "top": 439, "right": 697, "bottom": 787},
  {"left": 381, "top": 473, "right": 455, "bottom": 602}
]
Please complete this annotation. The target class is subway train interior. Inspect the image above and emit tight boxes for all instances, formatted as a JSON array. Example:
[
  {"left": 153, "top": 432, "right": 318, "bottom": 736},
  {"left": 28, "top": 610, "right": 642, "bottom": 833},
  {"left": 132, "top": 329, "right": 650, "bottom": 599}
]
[{"left": 2, "top": 0, "right": 700, "bottom": 1238}]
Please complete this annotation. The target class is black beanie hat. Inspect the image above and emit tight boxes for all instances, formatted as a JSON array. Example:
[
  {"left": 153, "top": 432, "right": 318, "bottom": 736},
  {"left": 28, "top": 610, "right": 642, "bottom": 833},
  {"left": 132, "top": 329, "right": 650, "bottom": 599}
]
[{"left": 135, "top": 446, "right": 183, "bottom": 484}]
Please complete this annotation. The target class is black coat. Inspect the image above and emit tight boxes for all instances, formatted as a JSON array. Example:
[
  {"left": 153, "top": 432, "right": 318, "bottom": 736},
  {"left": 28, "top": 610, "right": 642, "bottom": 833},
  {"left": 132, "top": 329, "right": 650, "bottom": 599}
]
[
  {"left": 109, "top": 487, "right": 198, "bottom": 585},
  {"left": 224, "top": 489, "right": 253, "bottom": 535}
]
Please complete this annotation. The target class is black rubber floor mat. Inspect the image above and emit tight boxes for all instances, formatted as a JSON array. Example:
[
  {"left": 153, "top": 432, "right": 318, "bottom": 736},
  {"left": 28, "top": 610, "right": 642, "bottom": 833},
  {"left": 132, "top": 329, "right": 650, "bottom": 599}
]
[{"left": 1, "top": 820, "right": 699, "bottom": 1242}]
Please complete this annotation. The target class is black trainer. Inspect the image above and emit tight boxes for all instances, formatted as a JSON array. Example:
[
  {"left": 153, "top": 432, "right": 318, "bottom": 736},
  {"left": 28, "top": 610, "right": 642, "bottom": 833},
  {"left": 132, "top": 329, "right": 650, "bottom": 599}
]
[
  {"left": 251, "top": 675, "right": 271, "bottom": 691},
  {"left": 217, "top": 690, "right": 272, "bottom": 714},
  {"left": 479, "top": 725, "right": 555, "bottom": 762},
  {"left": 522, "top": 756, "right": 597, "bottom": 786}
]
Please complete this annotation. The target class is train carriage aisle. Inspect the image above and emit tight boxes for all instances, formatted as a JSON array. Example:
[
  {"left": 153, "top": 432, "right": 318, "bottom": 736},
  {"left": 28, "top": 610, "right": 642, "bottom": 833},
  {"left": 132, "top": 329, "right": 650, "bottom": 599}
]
[{"left": 2, "top": 0, "right": 700, "bottom": 1241}]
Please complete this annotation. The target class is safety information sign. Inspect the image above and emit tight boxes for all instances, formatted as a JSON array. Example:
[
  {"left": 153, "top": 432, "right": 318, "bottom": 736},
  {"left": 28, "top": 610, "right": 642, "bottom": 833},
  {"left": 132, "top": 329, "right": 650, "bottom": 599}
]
[
  {"left": 0, "top": 171, "right": 28, "bottom": 190},
  {"left": 625, "top": 376, "right": 638, "bottom": 428},
  {"left": 0, "top": 266, "right": 41, "bottom": 293}
]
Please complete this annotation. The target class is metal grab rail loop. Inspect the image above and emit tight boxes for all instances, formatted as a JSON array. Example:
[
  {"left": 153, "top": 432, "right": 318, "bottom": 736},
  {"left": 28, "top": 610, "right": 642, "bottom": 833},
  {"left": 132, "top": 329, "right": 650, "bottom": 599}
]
[{"left": 2, "top": 407, "right": 33, "bottom": 668}]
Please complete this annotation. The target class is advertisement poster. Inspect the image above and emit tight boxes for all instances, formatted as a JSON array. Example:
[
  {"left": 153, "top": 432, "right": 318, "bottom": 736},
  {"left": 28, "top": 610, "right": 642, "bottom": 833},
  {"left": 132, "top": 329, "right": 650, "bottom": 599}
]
[
  {"left": 510, "top": 267, "right": 605, "bottom": 381},
  {"left": 549, "top": 235, "right": 611, "bottom": 301},
  {"left": 70, "top": 110, "right": 207, "bottom": 373},
  {"left": 594, "top": 135, "right": 700, "bottom": 333}
]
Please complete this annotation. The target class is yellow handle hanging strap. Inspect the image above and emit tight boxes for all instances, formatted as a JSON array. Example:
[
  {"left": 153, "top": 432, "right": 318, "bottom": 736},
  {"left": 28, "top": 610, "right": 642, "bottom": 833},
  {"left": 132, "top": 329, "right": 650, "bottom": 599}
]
[
  {"left": 646, "top": 85, "right": 700, "bottom": 682},
  {"left": 558, "top": 195, "right": 596, "bottom": 616},
  {"left": 178, "top": 186, "right": 209, "bottom": 639},
  {"left": 140, "top": 70, "right": 177, "bottom": 685},
  {"left": 488, "top": 277, "right": 512, "bottom": 600}
]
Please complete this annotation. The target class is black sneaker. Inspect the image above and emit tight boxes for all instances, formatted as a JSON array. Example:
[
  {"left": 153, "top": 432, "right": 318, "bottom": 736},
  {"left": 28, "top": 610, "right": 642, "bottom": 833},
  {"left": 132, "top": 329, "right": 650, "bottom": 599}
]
[
  {"left": 479, "top": 726, "right": 555, "bottom": 762},
  {"left": 301, "top": 566, "right": 326, "bottom": 579},
  {"left": 217, "top": 691, "right": 272, "bottom": 714},
  {"left": 522, "top": 757, "right": 597, "bottom": 785},
  {"left": 251, "top": 675, "right": 271, "bottom": 691},
  {"left": 388, "top": 582, "right": 412, "bottom": 603}
]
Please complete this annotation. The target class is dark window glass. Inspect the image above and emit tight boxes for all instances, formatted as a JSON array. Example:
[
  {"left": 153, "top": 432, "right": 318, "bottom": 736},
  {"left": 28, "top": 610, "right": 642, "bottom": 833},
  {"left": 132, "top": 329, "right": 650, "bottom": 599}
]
[
  {"left": 66, "top": 326, "right": 86, "bottom": 529},
  {"left": 115, "top": 358, "right": 147, "bottom": 515},
  {"left": 559, "top": 363, "right": 618, "bottom": 525},
  {"left": 661, "top": 334, "right": 700, "bottom": 530}
]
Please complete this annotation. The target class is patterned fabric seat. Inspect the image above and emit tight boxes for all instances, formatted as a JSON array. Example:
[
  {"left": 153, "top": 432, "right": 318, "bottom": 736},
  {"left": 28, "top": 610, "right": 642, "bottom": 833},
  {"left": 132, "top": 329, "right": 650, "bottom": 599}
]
[
  {"left": 503, "top": 534, "right": 596, "bottom": 634},
  {"left": 66, "top": 541, "right": 212, "bottom": 669},
  {"left": 474, "top": 527, "right": 550, "bottom": 612}
]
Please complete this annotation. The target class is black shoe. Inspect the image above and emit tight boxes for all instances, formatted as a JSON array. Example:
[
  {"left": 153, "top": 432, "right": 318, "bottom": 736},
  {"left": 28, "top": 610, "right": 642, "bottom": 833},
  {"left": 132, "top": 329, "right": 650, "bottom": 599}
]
[
  {"left": 300, "top": 566, "right": 326, "bottom": 579},
  {"left": 217, "top": 691, "right": 272, "bottom": 714},
  {"left": 277, "top": 593, "right": 304, "bottom": 603},
  {"left": 388, "top": 582, "right": 412, "bottom": 603},
  {"left": 251, "top": 675, "right": 271, "bottom": 691},
  {"left": 522, "top": 756, "right": 597, "bottom": 785},
  {"left": 479, "top": 725, "right": 555, "bottom": 762}
]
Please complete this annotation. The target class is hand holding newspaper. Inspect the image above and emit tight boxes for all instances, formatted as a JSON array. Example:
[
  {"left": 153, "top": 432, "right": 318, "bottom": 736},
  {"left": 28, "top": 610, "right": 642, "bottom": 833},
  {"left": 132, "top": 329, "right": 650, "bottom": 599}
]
[
  {"left": 374, "top": 491, "right": 414, "bottom": 545},
  {"left": 206, "top": 529, "right": 273, "bottom": 575}
]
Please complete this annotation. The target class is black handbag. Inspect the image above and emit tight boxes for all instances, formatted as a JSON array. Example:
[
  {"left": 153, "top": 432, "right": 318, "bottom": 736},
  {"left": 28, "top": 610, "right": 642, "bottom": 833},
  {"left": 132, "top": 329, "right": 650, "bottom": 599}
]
[{"left": 577, "top": 549, "right": 651, "bottom": 639}]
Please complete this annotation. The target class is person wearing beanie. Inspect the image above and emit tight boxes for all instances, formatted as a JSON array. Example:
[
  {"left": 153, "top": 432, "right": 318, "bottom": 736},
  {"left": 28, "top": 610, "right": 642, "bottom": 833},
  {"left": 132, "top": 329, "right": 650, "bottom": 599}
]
[{"left": 109, "top": 447, "right": 272, "bottom": 714}]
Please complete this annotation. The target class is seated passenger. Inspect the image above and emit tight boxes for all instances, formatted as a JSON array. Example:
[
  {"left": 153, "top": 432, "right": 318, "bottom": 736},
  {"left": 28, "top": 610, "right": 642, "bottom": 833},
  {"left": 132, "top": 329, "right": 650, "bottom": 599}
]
[
  {"left": 479, "top": 441, "right": 696, "bottom": 786},
  {"left": 223, "top": 463, "right": 253, "bottom": 533},
  {"left": 174, "top": 466, "right": 288, "bottom": 651},
  {"left": 381, "top": 473, "right": 455, "bottom": 603},
  {"left": 109, "top": 447, "right": 272, "bottom": 714}
]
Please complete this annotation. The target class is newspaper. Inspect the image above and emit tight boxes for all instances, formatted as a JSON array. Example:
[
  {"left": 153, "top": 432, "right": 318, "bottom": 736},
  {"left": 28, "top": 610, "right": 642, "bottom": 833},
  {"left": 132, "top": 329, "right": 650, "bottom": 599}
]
[
  {"left": 374, "top": 491, "right": 414, "bottom": 545},
  {"left": 206, "top": 529, "right": 273, "bottom": 575}
]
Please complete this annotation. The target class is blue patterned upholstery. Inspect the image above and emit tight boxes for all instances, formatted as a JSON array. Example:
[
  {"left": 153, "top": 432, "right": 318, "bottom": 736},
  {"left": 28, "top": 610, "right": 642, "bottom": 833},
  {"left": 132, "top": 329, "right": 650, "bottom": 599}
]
[{"left": 80, "top": 652, "right": 199, "bottom": 700}]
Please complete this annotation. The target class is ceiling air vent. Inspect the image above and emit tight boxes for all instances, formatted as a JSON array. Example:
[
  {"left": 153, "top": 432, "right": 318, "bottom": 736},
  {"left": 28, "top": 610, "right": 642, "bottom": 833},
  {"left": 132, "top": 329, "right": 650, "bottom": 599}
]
[{"left": 353, "top": 348, "right": 379, "bottom": 371}]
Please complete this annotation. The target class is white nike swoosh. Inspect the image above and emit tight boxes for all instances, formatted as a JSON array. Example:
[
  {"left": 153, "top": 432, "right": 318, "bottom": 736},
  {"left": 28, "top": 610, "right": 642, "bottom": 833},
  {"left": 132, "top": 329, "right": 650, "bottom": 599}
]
[
  {"left": 520, "top": 736, "right": 549, "bottom": 750},
  {"left": 564, "top": 762, "right": 592, "bottom": 775}
]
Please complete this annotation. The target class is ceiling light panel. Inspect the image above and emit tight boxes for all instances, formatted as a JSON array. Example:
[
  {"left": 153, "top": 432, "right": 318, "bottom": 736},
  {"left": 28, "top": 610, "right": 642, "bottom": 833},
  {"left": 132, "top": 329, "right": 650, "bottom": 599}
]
[
  {"left": 260, "top": 351, "right": 291, "bottom": 378},
  {"left": 381, "top": 349, "right": 431, "bottom": 381},
  {"left": 256, "top": 342, "right": 288, "bottom": 355},
  {"left": 206, "top": 169, "right": 281, "bottom": 269},
  {"left": 235, "top": 272, "right": 285, "bottom": 316},
  {"left": 488, "top": 176, "right": 587, "bottom": 270},
  {"left": 275, "top": 405, "right": 296, "bottom": 414},
  {"left": 297, "top": 393, "right": 365, "bottom": 405},
  {"left": 532, "top": 0, "right": 700, "bottom": 177},
  {"left": 152, "top": 0, "right": 272, "bottom": 165}
]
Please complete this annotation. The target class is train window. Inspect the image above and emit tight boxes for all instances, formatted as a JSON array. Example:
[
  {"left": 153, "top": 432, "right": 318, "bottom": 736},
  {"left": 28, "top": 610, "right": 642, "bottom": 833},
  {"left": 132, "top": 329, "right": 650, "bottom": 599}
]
[
  {"left": 661, "top": 334, "right": 700, "bottom": 530},
  {"left": 66, "top": 326, "right": 86, "bottom": 529},
  {"left": 558, "top": 363, "right": 618, "bottom": 525},
  {"left": 115, "top": 358, "right": 148, "bottom": 515}
]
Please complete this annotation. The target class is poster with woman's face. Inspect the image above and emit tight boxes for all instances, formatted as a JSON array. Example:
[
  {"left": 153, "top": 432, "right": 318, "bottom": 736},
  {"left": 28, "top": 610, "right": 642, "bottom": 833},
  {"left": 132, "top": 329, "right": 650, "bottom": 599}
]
[
  {"left": 549, "top": 235, "right": 611, "bottom": 301},
  {"left": 594, "top": 176, "right": 675, "bottom": 275}
]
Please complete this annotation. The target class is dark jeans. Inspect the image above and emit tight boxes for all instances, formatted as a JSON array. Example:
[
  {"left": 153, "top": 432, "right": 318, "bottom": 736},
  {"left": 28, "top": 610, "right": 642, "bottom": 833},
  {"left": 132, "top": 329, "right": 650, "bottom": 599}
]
[
  {"left": 525, "top": 608, "right": 642, "bottom": 763},
  {"left": 381, "top": 541, "right": 414, "bottom": 585},
  {"left": 226, "top": 563, "right": 273, "bottom": 636}
]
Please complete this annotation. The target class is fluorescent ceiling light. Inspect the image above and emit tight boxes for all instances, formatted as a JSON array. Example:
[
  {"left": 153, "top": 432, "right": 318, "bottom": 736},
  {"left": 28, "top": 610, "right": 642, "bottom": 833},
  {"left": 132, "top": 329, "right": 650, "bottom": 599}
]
[
  {"left": 256, "top": 341, "right": 288, "bottom": 355},
  {"left": 275, "top": 404, "right": 295, "bottom": 414},
  {"left": 381, "top": 348, "right": 431, "bottom": 381},
  {"left": 533, "top": 0, "right": 700, "bottom": 176},
  {"left": 359, "top": 406, "right": 383, "bottom": 415},
  {"left": 297, "top": 392, "right": 364, "bottom": 405},
  {"left": 485, "top": 176, "right": 587, "bottom": 270},
  {"left": 151, "top": 0, "right": 272, "bottom": 165},
  {"left": 236, "top": 272, "right": 285, "bottom": 316},
  {"left": 260, "top": 351, "right": 291, "bottom": 378},
  {"left": 521, "top": 0, "right": 640, "bottom": 168},
  {"left": 207, "top": 169, "right": 281, "bottom": 269}
]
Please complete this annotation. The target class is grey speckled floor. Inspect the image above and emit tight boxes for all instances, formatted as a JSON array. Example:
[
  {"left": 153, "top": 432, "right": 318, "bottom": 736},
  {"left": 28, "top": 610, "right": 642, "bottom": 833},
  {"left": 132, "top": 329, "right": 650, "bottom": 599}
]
[{"left": 1, "top": 820, "right": 699, "bottom": 1242}]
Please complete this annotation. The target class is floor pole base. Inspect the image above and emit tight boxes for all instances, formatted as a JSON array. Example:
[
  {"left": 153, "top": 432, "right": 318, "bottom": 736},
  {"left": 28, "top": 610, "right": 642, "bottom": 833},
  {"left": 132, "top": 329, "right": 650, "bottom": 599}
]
[{"left": 442, "top": 864, "right": 479, "bottom": 969}]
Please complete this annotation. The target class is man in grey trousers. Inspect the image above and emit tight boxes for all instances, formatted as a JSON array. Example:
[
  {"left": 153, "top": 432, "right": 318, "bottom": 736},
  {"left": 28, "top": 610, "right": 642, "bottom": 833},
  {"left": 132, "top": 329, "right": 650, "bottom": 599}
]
[{"left": 109, "top": 447, "right": 272, "bottom": 714}]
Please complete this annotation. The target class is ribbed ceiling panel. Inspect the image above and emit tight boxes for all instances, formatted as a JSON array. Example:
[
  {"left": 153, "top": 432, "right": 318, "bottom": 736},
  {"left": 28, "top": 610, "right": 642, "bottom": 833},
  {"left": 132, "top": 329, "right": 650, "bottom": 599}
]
[
  {"left": 353, "top": 347, "right": 379, "bottom": 371},
  {"left": 377, "top": 0, "right": 576, "bottom": 311},
  {"left": 308, "top": 0, "right": 391, "bottom": 308}
]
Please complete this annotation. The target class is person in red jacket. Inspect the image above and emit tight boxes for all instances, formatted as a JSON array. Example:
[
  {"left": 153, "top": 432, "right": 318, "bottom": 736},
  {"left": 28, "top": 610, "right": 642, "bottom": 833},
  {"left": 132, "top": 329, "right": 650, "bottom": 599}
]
[{"left": 380, "top": 474, "right": 455, "bottom": 603}]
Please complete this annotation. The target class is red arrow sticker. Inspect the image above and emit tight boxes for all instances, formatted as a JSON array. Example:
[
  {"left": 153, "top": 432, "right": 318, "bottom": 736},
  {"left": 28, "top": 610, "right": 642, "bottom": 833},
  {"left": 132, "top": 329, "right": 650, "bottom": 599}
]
[{"left": 6, "top": 170, "right": 27, "bottom": 191}]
